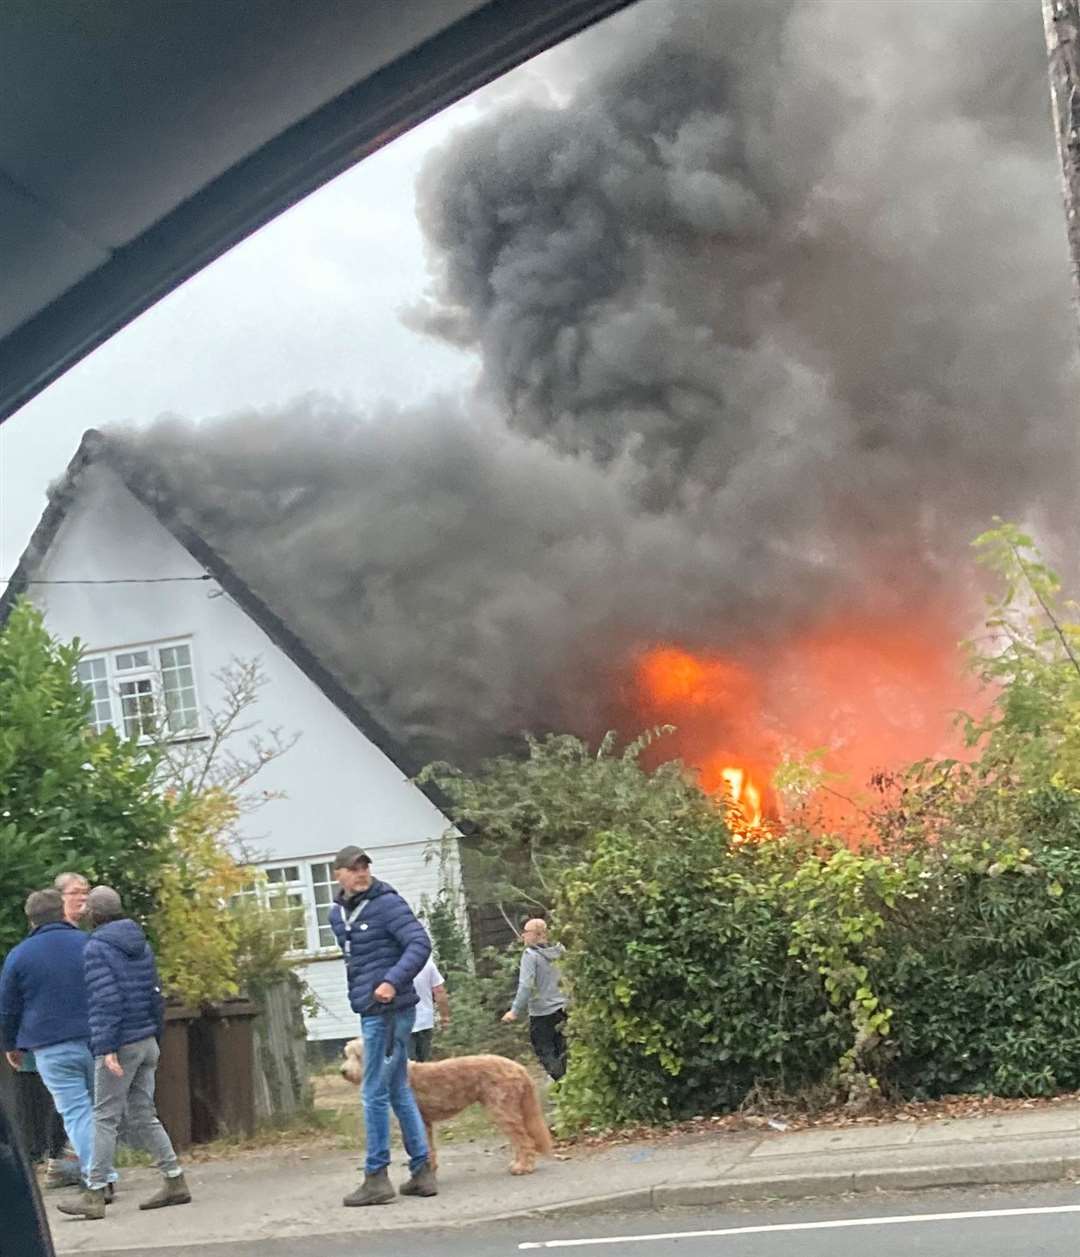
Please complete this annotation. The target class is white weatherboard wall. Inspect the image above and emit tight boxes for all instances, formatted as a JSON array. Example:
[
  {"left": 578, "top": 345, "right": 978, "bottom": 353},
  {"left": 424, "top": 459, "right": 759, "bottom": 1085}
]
[{"left": 28, "top": 463, "right": 459, "bottom": 1040}]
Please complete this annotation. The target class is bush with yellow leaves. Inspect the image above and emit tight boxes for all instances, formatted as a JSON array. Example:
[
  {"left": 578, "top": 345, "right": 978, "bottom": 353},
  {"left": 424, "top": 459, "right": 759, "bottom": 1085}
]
[{"left": 154, "top": 788, "right": 248, "bottom": 1008}]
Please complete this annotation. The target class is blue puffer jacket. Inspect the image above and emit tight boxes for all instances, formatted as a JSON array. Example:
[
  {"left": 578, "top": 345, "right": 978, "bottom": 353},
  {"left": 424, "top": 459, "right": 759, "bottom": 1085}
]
[
  {"left": 329, "top": 879, "right": 431, "bottom": 1016},
  {"left": 84, "top": 919, "right": 165, "bottom": 1057},
  {"left": 0, "top": 923, "right": 89, "bottom": 1052}
]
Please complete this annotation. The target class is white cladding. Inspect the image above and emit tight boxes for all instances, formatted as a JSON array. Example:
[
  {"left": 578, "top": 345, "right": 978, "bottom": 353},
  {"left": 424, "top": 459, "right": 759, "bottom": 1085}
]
[{"left": 26, "top": 462, "right": 458, "bottom": 1039}]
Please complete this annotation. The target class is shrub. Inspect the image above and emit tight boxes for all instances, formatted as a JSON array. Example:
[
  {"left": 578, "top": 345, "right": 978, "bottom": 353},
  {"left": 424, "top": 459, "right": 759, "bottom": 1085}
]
[
  {"left": 0, "top": 601, "right": 174, "bottom": 953},
  {"left": 420, "top": 873, "right": 525, "bottom": 1059},
  {"left": 420, "top": 727, "right": 698, "bottom": 919},
  {"left": 554, "top": 799, "right": 1080, "bottom": 1129},
  {"left": 873, "top": 786, "right": 1080, "bottom": 1098},
  {"left": 154, "top": 788, "right": 247, "bottom": 1007},
  {"left": 556, "top": 818, "right": 843, "bottom": 1129}
]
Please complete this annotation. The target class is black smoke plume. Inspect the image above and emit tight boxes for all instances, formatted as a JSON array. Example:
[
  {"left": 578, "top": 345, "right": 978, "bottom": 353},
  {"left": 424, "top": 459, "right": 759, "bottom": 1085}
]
[{"left": 114, "top": 0, "right": 1079, "bottom": 765}]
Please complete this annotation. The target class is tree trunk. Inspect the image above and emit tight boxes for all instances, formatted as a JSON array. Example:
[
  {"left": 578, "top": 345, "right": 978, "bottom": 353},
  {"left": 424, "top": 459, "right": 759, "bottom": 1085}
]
[{"left": 1043, "top": 0, "right": 1080, "bottom": 316}]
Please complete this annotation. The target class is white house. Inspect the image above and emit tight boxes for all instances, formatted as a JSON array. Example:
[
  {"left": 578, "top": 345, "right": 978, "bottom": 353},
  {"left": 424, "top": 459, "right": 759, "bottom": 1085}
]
[{"left": 1, "top": 430, "right": 461, "bottom": 1043}]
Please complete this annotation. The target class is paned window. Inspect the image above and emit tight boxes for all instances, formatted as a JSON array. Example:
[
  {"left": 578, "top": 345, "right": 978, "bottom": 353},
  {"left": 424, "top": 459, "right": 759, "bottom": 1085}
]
[{"left": 77, "top": 639, "right": 200, "bottom": 738}]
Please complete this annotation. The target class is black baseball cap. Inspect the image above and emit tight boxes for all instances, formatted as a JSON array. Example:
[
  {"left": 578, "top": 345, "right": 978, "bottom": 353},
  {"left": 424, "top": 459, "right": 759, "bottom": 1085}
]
[{"left": 333, "top": 845, "right": 372, "bottom": 869}]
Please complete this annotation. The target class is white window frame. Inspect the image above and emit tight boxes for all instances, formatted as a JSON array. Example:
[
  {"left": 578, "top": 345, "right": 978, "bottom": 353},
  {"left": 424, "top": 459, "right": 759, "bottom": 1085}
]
[
  {"left": 232, "top": 864, "right": 311, "bottom": 954},
  {"left": 77, "top": 637, "right": 202, "bottom": 740},
  {"left": 239, "top": 859, "right": 343, "bottom": 958}
]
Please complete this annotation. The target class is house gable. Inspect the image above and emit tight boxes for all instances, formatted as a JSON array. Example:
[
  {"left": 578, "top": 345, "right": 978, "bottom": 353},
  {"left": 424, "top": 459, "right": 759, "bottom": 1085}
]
[{"left": 2, "top": 430, "right": 456, "bottom": 830}]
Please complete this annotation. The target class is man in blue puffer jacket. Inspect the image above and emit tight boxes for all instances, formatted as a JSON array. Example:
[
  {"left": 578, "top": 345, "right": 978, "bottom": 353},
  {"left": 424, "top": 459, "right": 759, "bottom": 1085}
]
[
  {"left": 329, "top": 845, "right": 435, "bottom": 1206},
  {"left": 57, "top": 886, "right": 190, "bottom": 1221},
  {"left": 0, "top": 890, "right": 94, "bottom": 1185}
]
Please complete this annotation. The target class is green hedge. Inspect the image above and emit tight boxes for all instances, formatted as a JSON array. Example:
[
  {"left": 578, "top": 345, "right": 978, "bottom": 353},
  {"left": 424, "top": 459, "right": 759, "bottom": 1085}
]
[
  {"left": 875, "top": 788, "right": 1080, "bottom": 1099},
  {"left": 555, "top": 785, "right": 1080, "bottom": 1131},
  {"left": 558, "top": 817, "right": 841, "bottom": 1125}
]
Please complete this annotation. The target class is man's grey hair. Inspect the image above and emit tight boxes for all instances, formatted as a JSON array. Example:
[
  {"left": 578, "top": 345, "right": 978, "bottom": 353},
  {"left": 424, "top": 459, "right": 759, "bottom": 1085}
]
[
  {"left": 25, "top": 889, "right": 65, "bottom": 928},
  {"left": 85, "top": 885, "right": 124, "bottom": 926},
  {"left": 53, "top": 871, "right": 90, "bottom": 893}
]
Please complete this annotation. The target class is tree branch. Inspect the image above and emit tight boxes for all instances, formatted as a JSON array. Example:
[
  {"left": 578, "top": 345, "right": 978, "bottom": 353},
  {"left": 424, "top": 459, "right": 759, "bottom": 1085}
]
[{"left": 1009, "top": 538, "right": 1080, "bottom": 680}]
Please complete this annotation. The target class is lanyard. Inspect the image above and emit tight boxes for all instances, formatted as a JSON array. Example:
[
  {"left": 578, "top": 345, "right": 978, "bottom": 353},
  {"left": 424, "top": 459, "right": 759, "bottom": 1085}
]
[{"left": 341, "top": 897, "right": 370, "bottom": 957}]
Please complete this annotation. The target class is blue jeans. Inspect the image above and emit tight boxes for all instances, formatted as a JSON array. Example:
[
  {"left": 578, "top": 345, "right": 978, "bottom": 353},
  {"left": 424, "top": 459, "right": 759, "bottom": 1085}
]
[
  {"left": 32, "top": 1040, "right": 95, "bottom": 1180},
  {"left": 359, "top": 1007, "right": 429, "bottom": 1176}
]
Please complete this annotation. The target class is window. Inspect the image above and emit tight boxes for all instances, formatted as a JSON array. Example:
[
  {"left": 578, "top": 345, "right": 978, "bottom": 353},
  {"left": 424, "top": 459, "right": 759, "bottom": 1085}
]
[
  {"left": 232, "top": 864, "right": 308, "bottom": 952},
  {"left": 116, "top": 650, "right": 151, "bottom": 671},
  {"left": 119, "top": 676, "right": 156, "bottom": 739},
  {"left": 263, "top": 866, "right": 308, "bottom": 952},
  {"left": 159, "top": 644, "right": 199, "bottom": 731},
  {"left": 232, "top": 859, "right": 346, "bottom": 956},
  {"left": 76, "top": 657, "right": 111, "bottom": 734},
  {"left": 311, "top": 862, "right": 338, "bottom": 949},
  {"left": 76, "top": 639, "right": 200, "bottom": 738}
]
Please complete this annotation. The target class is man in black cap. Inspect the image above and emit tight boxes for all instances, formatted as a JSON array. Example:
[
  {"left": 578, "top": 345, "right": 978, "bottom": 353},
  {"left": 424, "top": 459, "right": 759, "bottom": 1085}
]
[{"left": 329, "top": 845, "right": 435, "bottom": 1206}]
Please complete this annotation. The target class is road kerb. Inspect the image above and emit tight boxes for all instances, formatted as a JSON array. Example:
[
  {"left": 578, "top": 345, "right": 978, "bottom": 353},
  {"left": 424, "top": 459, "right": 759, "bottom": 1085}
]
[
  {"left": 851, "top": 1158, "right": 1069, "bottom": 1192},
  {"left": 491, "top": 1155, "right": 1080, "bottom": 1226},
  {"left": 480, "top": 1187, "right": 656, "bottom": 1224},
  {"left": 655, "top": 1171, "right": 856, "bottom": 1207}
]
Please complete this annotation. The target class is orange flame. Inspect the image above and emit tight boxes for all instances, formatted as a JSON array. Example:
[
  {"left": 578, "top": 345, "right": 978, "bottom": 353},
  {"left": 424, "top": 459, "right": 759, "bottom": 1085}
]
[
  {"left": 633, "top": 603, "right": 981, "bottom": 839},
  {"left": 720, "top": 765, "right": 763, "bottom": 830},
  {"left": 635, "top": 646, "right": 776, "bottom": 833}
]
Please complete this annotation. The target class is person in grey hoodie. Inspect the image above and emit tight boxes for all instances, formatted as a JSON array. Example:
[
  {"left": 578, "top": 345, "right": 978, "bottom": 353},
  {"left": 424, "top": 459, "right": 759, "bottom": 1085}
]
[{"left": 502, "top": 919, "right": 568, "bottom": 1080}]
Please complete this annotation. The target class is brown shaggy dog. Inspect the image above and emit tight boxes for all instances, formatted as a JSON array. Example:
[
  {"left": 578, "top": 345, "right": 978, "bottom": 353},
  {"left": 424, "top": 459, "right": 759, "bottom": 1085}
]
[{"left": 341, "top": 1039, "right": 553, "bottom": 1174}]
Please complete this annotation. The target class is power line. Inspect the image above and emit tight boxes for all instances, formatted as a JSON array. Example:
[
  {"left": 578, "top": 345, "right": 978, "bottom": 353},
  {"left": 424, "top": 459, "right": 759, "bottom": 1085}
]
[{"left": 1, "top": 575, "right": 214, "bottom": 586}]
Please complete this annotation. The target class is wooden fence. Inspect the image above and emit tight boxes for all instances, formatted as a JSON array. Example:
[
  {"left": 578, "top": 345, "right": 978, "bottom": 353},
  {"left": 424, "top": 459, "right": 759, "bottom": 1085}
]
[{"left": 252, "top": 972, "right": 312, "bottom": 1122}]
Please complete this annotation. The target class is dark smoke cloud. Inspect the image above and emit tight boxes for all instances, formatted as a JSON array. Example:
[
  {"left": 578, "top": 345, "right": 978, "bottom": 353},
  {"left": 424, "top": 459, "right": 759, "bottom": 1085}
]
[{"left": 114, "top": 0, "right": 1079, "bottom": 764}]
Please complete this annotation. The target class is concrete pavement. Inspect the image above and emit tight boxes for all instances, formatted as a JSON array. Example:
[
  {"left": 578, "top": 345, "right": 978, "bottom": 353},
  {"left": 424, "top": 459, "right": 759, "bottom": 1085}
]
[{"left": 45, "top": 1101, "right": 1080, "bottom": 1253}]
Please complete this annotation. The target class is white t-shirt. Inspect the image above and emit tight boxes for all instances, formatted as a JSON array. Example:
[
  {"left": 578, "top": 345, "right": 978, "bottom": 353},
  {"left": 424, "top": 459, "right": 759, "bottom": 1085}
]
[{"left": 411, "top": 957, "right": 445, "bottom": 1032}]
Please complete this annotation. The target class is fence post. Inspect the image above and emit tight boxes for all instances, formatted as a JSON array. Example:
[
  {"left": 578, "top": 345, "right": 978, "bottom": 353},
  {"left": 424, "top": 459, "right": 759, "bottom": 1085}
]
[{"left": 251, "top": 973, "right": 312, "bottom": 1122}]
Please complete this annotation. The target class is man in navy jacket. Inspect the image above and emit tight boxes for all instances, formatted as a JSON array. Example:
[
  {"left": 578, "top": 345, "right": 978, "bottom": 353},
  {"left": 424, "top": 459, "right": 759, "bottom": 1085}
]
[
  {"left": 0, "top": 890, "right": 95, "bottom": 1186},
  {"left": 329, "top": 845, "right": 435, "bottom": 1206},
  {"left": 57, "top": 886, "right": 190, "bottom": 1222}
]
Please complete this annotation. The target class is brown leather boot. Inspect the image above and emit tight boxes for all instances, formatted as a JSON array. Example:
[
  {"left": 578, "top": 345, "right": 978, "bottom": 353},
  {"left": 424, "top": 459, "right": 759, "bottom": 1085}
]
[
  {"left": 343, "top": 1168, "right": 396, "bottom": 1206},
  {"left": 139, "top": 1172, "right": 192, "bottom": 1210},
  {"left": 44, "top": 1156, "right": 81, "bottom": 1189},
  {"left": 398, "top": 1161, "right": 438, "bottom": 1197},
  {"left": 56, "top": 1187, "right": 106, "bottom": 1220}
]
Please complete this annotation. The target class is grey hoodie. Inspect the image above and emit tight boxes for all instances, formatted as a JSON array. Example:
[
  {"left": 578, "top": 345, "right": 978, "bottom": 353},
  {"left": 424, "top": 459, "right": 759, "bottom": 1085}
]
[{"left": 511, "top": 942, "right": 567, "bottom": 1018}]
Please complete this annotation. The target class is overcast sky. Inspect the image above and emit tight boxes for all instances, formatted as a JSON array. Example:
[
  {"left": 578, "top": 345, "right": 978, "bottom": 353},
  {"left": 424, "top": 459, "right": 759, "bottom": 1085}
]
[{"left": 0, "top": 42, "right": 571, "bottom": 576}]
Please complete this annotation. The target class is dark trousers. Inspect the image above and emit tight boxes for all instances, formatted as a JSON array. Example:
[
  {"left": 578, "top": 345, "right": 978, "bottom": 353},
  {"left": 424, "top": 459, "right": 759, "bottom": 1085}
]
[
  {"left": 409, "top": 1029, "right": 434, "bottom": 1062},
  {"left": 13, "top": 1071, "right": 67, "bottom": 1163},
  {"left": 528, "top": 1009, "right": 567, "bottom": 1081}
]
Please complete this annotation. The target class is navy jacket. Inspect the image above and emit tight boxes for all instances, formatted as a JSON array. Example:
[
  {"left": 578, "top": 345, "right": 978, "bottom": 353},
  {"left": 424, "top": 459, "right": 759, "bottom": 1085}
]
[
  {"left": 84, "top": 919, "right": 165, "bottom": 1056},
  {"left": 329, "top": 879, "right": 431, "bottom": 1016},
  {"left": 0, "top": 923, "right": 90, "bottom": 1052}
]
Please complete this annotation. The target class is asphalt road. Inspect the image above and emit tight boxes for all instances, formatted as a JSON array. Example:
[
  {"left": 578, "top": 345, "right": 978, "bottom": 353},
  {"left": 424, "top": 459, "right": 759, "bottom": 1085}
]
[{"left": 83, "top": 1184, "right": 1080, "bottom": 1257}]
